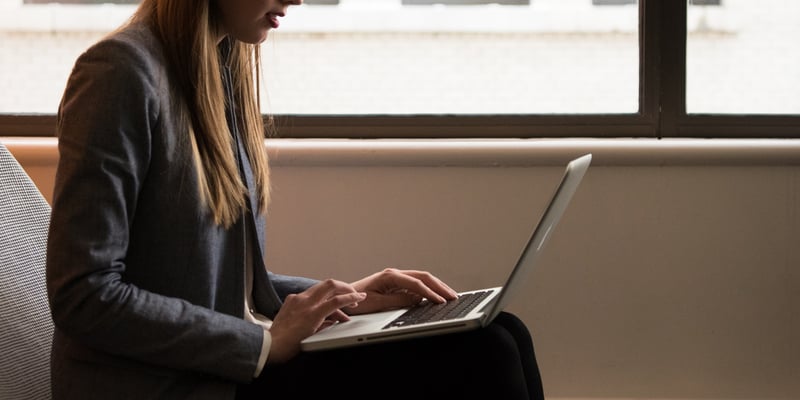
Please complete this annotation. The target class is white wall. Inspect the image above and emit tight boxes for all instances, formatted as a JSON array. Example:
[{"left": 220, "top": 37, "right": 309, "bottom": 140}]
[{"left": 5, "top": 137, "right": 800, "bottom": 399}]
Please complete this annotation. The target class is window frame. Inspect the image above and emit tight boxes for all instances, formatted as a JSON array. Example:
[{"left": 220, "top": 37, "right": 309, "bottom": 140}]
[{"left": 2, "top": 0, "right": 799, "bottom": 139}]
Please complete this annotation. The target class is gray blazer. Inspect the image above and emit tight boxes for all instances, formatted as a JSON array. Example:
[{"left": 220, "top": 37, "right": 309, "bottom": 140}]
[{"left": 46, "top": 22, "right": 316, "bottom": 399}]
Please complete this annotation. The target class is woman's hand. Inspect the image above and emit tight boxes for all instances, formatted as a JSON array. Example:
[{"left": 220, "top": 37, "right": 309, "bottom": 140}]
[
  {"left": 267, "top": 268, "right": 456, "bottom": 363},
  {"left": 268, "top": 279, "right": 366, "bottom": 364},
  {"left": 345, "top": 268, "right": 459, "bottom": 315}
]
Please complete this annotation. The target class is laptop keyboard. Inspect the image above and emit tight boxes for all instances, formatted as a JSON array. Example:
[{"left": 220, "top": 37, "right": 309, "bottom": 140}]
[{"left": 382, "top": 290, "right": 493, "bottom": 330}]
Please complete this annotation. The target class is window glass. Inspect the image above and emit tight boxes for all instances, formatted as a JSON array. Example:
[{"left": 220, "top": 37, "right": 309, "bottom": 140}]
[
  {"left": 0, "top": 0, "right": 640, "bottom": 115},
  {"left": 264, "top": 0, "right": 639, "bottom": 114},
  {"left": 686, "top": 0, "right": 800, "bottom": 114},
  {"left": 0, "top": 2, "right": 131, "bottom": 113}
]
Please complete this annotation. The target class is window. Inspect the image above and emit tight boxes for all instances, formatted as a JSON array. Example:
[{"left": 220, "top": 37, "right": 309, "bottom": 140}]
[
  {"left": 592, "top": 0, "right": 636, "bottom": 5},
  {"left": 263, "top": 1, "right": 639, "bottom": 115},
  {"left": 2, "top": 1, "right": 641, "bottom": 116},
  {"left": 402, "top": 1, "right": 530, "bottom": 4},
  {"left": 686, "top": 0, "right": 799, "bottom": 114},
  {"left": 1, "top": 0, "right": 798, "bottom": 138}
]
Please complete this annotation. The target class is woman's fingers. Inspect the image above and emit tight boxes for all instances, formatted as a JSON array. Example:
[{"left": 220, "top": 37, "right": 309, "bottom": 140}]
[
  {"left": 316, "top": 309, "right": 351, "bottom": 333},
  {"left": 396, "top": 269, "right": 459, "bottom": 300},
  {"left": 268, "top": 279, "right": 366, "bottom": 363},
  {"left": 346, "top": 268, "right": 460, "bottom": 314},
  {"left": 346, "top": 290, "right": 422, "bottom": 313},
  {"left": 292, "top": 279, "right": 366, "bottom": 322},
  {"left": 375, "top": 268, "right": 458, "bottom": 303}
]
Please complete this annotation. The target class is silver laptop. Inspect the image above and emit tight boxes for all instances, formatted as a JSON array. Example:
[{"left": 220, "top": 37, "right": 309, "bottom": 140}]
[{"left": 301, "top": 153, "right": 592, "bottom": 352}]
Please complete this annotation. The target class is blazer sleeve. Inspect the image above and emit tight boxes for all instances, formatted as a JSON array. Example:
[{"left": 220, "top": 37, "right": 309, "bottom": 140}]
[
  {"left": 46, "top": 35, "right": 263, "bottom": 383},
  {"left": 268, "top": 272, "right": 318, "bottom": 300}
]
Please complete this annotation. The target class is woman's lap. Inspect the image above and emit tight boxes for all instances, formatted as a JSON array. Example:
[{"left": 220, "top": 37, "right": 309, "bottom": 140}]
[{"left": 237, "top": 312, "right": 543, "bottom": 400}]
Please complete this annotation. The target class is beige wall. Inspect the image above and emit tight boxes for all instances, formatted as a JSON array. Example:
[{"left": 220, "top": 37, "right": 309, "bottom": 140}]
[{"left": 4, "top": 137, "right": 799, "bottom": 399}]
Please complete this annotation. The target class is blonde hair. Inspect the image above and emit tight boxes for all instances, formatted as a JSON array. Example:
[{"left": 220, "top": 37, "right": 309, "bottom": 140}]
[{"left": 131, "top": 0, "right": 271, "bottom": 228}]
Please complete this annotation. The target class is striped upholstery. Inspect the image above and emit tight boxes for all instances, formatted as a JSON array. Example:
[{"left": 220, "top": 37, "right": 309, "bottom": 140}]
[{"left": 0, "top": 142, "right": 53, "bottom": 399}]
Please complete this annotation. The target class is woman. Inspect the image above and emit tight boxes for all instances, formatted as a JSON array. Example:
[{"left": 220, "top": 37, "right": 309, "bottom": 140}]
[{"left": 46, "top": 0, "right": 545, "bottom": 399}]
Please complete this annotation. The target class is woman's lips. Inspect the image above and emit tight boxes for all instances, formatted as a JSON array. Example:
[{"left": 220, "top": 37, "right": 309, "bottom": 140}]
[{"left": 267, "top": 13, "right": 281, "bottom": 29}]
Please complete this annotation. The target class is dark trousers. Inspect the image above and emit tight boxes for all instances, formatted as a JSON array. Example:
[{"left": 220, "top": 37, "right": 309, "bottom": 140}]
[{"left": 236, "top": 312, "right": 545, "bottom": 400}]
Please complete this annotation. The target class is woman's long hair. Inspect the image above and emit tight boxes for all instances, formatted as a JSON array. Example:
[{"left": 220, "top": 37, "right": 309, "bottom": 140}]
[{"left": 131, "top": 0, "right": 271, "bottom": 228}]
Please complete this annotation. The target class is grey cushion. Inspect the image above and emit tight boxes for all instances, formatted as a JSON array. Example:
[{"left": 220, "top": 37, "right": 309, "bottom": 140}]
[{"left": 0, "top": 142, "right": 53, "bottom": 399}]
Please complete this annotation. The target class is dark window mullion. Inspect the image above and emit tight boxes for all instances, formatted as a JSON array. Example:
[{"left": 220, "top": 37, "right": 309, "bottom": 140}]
[
  {"left": 272, "top": 114, "right": 655, "bottom": 139},
  {"left": 640, "top": 0, "right": 661, "bottom": 137},
  {"left": 0, "top": 114, "right": 56, "bottom": 137},
  {"left": 677, "top": 115, "right": 800, "bottom": 139},
  {"left": 657, "top": 0, "right": 688, "bottom": 138}
]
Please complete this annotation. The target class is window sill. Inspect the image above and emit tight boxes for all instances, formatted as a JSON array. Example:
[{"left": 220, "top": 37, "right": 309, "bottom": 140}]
[{"left": 4, "top": 136, "right": 800, "bottom": 167}]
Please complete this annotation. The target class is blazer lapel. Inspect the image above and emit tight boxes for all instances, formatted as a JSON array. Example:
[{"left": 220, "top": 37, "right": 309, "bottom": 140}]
[{"left": 221, "top": 49, "right": 283, "bottom": 318}]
